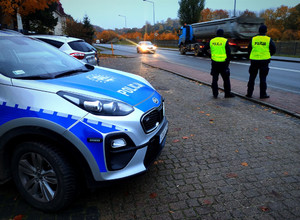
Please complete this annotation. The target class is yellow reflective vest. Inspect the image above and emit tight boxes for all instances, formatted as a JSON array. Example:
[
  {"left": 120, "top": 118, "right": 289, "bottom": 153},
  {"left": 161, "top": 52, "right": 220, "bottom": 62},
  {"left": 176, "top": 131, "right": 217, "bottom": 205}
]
[
  {"left": 250, "top": 36, "right": 271, "bottom": 60},
  {"left": 210, "top": 37, "right": 228, "bottom": 62}
]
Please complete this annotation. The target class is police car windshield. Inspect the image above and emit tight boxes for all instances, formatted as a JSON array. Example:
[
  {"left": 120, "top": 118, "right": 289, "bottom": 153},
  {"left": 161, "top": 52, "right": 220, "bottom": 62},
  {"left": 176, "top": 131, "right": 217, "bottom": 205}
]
[{"left": 0, "top": 35, "right": 86, "bottom": 79}]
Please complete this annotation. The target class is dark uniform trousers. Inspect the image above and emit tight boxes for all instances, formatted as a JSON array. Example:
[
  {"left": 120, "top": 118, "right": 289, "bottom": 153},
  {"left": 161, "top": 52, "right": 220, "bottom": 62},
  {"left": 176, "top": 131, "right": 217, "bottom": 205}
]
[
  {"left": 247, "top": 60, "right": 270, "bottom": 97},
  {"left": 211, "top": 61, "right": 231, "bottom": 97}
]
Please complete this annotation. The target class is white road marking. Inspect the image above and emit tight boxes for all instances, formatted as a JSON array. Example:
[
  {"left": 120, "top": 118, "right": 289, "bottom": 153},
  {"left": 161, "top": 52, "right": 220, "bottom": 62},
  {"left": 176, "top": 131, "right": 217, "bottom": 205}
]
[{"left": 231, "top": 61, "right": 300, "bottom": 73}]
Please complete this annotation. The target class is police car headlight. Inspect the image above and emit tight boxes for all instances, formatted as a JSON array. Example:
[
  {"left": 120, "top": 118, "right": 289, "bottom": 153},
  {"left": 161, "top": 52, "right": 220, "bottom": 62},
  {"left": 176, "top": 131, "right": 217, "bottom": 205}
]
[{"left": 58, "top": 91, "right": 134, "bottom": 116}]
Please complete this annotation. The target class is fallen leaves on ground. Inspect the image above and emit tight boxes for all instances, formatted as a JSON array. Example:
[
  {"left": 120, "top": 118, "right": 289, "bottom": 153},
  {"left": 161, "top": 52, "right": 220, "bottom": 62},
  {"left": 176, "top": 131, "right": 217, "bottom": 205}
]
[
  {"left": 182, "top": 136, "right": 189, "bottom": 139},
  {"left": 172, "top": 139, "right": 180, "bottom": 143},
  {"left": 203, "top": 199, "right": 212, "bottom": 205},
  {"left": 226, "top": 173, "right": 238, "bottom": 178},
  {"left": 241, "top": 162, "right": 249, "bottom": 167},
  {"left": 265, "top": 136, "right": 272, "bottom": 140},
  {"left": 149, "top": 192, "right": 157, "bottom": 199},
  {"left": 260, "top": 206, "right": 270, "bottom": 212}
]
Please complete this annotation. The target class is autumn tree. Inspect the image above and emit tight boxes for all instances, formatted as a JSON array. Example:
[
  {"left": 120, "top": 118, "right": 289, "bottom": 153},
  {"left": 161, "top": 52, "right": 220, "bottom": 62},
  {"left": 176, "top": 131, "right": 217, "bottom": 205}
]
[
  {"left": 259, "top": 4, "right": 300, "bottom": 40},
  {"left": 23, "top": 2, "right": 58, "bottom": 34},
  {"left": 201, "top": 8, "right": 213, "bottom": 21},
  {"left": 201, "top": 8, "right": 228, "bottom": 21},
  {"left": 239, "top": 9, "right": 257, "bottom": 17},
  {"left": 260, "top": 5, "right": 289, "bottom": 32},
  {"left": 0, "top": 0, "right": 57, "bottom": 28},
  {"left": 64, "top": 15, "right": 95, "bottom": 43},
  {"left": 96, "top": 30, "right": 118, "bottom": 43},
  {"left": 267, "top": 28, "right": 282, "bottom": 40},
  {"left": 178, "top": 0, "right": 205, "bottom": 25},
  {"left": 285, "top": 3, "right": 300, "bottom": 31}
]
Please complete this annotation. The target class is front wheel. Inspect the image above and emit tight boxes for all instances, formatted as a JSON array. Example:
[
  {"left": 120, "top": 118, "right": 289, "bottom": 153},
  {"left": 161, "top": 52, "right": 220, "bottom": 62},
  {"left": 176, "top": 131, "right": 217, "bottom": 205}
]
[
  {"left": 179, "top": 45, "right": 186, "bottom": 55},
  {"left": 11, "top": 141, "right": 77, "bottom": 212}
]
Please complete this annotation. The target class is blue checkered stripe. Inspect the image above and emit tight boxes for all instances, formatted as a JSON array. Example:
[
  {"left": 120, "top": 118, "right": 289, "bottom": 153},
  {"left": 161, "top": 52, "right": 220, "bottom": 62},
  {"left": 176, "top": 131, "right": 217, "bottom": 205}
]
[{"left": 0, "top": 100, "right": 128, "bottom": 172}]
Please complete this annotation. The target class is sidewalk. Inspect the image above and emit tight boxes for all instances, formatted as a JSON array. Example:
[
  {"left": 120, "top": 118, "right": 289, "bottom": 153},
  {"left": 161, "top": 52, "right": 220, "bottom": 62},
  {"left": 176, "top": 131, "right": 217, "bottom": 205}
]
[{"left": 142, "top": 60, "right": 300, "bottom": 118}]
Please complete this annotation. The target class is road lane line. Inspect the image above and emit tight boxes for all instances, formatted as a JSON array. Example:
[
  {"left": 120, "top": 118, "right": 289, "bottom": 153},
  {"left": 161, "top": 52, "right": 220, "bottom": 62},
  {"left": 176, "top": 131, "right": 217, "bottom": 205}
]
[{"left": 231, "top": 61, "right": 300, "bottom": 73}]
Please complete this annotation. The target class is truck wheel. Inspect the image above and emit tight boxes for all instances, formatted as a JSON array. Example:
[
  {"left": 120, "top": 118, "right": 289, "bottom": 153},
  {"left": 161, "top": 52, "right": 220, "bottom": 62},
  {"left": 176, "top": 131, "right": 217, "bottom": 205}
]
[
  {"left": 179, "top": 45, "right": 186, "bottom": 55},
  {"left": 194, "top": 45, "right": 200, "bottom": 56},
  {"left": 11, "top": 141, "right": 77, "bottom": 212}
]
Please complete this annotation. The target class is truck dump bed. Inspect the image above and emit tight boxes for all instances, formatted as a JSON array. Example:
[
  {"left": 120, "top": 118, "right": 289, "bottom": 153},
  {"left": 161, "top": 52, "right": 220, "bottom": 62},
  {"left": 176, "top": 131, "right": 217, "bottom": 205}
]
[{"left": 191, "top": 16, "right": 264, "bottom": 40}]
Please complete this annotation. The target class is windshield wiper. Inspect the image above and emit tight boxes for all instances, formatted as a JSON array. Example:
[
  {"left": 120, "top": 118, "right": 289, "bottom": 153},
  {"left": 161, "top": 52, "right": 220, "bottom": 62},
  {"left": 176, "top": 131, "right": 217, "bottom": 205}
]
[
  {"left": 54, "top": 68, "right": 89, "bottom": 78},
  {"left": 16, "top": 75, "right": 52, "bottom": 80},
  {"left": 54, "top": 64, "right": 94, "bottom": 78}
]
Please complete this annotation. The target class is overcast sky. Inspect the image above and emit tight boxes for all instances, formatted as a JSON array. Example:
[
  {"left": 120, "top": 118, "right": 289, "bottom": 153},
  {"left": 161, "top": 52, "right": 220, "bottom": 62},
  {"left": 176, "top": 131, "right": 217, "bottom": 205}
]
[{"left": 59, "top": 0, "right": 300, "bottom": 29}]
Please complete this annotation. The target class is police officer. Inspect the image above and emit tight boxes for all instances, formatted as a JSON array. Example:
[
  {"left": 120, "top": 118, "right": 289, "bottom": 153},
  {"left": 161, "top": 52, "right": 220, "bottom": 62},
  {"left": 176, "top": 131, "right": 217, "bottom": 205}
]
[
  {"left": 246, "top": 24, "right": 276, "bottom": 99},
  {"left": 204, "top": 29, "right": 235, "bottom": 98}
]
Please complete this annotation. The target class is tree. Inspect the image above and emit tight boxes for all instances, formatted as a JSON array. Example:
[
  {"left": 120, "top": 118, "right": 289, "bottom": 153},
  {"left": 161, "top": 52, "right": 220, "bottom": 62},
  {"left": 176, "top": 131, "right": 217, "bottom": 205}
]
[
  {"left": 281, "top": 29, "right": 298, "bottom": 40},
  {"left": 64, "top": 15, "right": 95, "bottom": 44},
  {"left": 201, "top": 8, "right": 228, "bottom": 21},
  {"left": 95, "top": 30, "right": 117, "bottom": 43},
  {"left": 0, "top": 0, "right": 57, "bottom": 27},
  {"left": 285, "top": 4, "right": 300, "bottom": 31},
  {"left": 178, "top": 0, "right": 205, "bottom": 25},
  {"left": 267, "top": 28, "right": 282, "bottom": 40},
  {"left": 23, "top": 2, "right": 58, "bottom": 34},
  {"left": 201, "top": 8, "right": 213, "bottom": 21},
  {"left": 82, "top": 14, "right": 95, "bottom": 43},
  {"left": 260, "top": 6, "right": 289, "bottom": 32},
  {"left": 240, "top": 9, "right": 257, "bottom": 17}
]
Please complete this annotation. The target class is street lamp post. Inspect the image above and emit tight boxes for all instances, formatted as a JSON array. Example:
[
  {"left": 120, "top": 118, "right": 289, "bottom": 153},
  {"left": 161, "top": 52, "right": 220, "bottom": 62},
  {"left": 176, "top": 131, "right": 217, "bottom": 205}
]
[
  {"left": 143, "top": 0, "right": 155, "bottom": 25},
  {"left": 143, "top": 0, "right": 156, "bottom": 42},
  {"left": 118, "top": 14, "right": 127, "bottom": 28},
  {"left": 233, "top": 0, "right": 236, "bottom": 17}
]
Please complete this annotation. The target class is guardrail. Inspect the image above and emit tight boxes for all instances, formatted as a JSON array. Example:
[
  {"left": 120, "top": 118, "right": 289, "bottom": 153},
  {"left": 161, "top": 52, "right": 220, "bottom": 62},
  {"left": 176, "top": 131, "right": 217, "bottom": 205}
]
[{"left": 275, "top": 41, "right": 300, "bottom": 56}]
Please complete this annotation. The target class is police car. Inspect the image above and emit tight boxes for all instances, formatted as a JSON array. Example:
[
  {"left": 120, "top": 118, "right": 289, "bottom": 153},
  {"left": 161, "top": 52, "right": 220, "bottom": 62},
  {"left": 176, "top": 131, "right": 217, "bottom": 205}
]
[{"left": 0, "top": 30, "right": 168, "bottom": 211}]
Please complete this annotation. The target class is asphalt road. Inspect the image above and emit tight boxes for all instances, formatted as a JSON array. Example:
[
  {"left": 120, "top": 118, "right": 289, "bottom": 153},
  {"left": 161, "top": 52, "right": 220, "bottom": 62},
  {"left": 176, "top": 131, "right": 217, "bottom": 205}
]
[{"left": 97, "top": 44, "right": 300, "bottom": 95}]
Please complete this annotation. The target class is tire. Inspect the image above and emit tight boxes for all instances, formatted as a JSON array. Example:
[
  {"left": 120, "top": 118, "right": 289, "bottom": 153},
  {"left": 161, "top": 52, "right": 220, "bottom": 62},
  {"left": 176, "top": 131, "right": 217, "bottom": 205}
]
[
  {"left": 179, "top": 45, "right": 186, "bottom": 55},
  {"left": 194, "top": 45, "right": 200, "bottom": 56},
  {"left": 11, "top": 141, "right": 77, "bottom": 212}
]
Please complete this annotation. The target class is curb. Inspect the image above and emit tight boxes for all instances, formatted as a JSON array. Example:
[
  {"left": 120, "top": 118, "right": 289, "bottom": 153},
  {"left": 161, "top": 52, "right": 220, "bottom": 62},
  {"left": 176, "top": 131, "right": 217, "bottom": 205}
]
[{"left": 143, "top": 61, "right": 300, "bottom": 119}]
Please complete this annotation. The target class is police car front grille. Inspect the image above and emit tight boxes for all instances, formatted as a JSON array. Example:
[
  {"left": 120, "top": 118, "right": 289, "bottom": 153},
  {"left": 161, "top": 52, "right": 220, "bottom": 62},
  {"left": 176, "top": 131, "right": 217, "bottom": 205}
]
[{"left": 141, "top": 104, "right": 164, "bottom": 133}]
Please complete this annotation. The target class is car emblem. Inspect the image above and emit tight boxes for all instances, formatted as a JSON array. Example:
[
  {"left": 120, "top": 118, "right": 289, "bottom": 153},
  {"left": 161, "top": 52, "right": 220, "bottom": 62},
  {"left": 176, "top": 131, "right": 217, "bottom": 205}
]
[{"left": 152, "top": 97, "right": 159, "bottom": 104}]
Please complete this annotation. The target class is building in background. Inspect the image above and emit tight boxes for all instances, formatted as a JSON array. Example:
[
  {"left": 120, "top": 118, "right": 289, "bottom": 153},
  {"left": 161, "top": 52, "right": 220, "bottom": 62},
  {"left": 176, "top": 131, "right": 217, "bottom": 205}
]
[{"left": 53, "top": 2, "right": 67, "bottom": 35}]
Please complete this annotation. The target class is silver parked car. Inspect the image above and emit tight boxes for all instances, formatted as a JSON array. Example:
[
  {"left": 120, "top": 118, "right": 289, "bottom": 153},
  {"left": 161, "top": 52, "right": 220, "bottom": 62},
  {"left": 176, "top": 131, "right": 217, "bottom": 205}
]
[{"left": 31, "top": 35, "right": 98, "bottom": 65}]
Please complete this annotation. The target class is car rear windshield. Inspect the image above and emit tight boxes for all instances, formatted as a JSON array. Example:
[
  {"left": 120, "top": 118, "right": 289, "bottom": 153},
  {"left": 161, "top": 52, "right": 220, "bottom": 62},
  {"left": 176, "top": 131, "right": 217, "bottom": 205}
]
[
  {"left": 37, "top": 38, "right": 64, "bottom": 48},
  {"left": 68, "top": 40, "right": 94, "bottom": 52},
  {"left": 0, "top": 36, "right": 85, "bottom": 79}
]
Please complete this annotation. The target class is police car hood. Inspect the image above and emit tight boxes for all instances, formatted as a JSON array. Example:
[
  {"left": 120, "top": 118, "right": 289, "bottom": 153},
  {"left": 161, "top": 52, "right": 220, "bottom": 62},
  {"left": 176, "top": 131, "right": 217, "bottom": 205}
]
[{"left": 13, "top": 67, "right": 161, "bottom": 110}]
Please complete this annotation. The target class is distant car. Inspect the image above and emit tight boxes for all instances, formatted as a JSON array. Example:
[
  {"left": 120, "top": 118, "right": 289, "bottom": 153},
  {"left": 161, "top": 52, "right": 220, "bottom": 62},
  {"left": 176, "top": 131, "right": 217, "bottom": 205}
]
[
  {"left": 0, "top": 30, "right": 168, "bottom": 211},
  {"left": 137, "top": 41, "right": 157, "bottom": 54},
  {"left": 31, "top": 35, "right": 98, "bottom": 65}
]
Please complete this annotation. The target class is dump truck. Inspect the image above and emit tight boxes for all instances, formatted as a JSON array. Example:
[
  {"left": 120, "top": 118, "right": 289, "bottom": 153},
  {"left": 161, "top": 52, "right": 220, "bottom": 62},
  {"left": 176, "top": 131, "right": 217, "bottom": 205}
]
[{"left": 178, "top": 16, "right": 264, "bottom": 58}]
